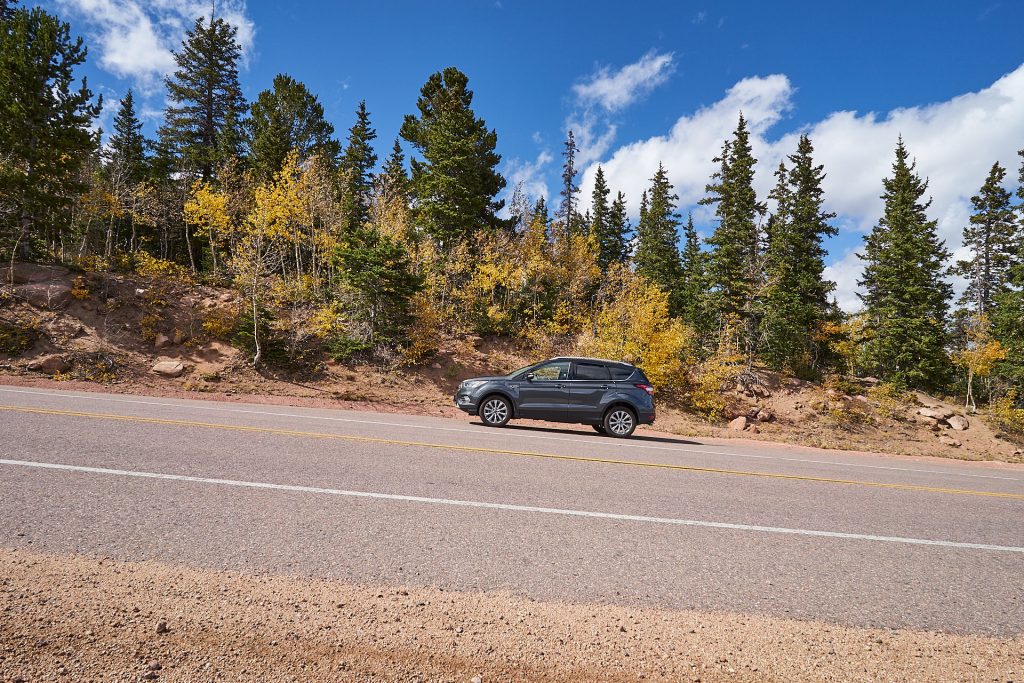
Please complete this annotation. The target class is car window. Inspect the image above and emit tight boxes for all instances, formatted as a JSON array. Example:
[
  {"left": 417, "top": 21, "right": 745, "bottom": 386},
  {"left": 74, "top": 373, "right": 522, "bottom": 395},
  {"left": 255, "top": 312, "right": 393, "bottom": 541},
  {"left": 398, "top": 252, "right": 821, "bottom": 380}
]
[
  {"left": 574, "top": 362, "right": 610, "bottom": 380},
  {"left": 532, "top": 361, "right": 570, "bottom": 381},
  {"left": 609, "top": 365, "right": 635, "bottom": 380}
]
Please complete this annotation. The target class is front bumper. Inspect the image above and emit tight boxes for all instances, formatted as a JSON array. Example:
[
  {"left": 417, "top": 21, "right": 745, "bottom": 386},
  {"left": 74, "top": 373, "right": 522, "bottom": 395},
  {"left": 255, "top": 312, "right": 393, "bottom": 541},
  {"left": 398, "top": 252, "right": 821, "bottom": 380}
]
[{"left": 454, "top": 392, "right": 479, "bottom": 415}]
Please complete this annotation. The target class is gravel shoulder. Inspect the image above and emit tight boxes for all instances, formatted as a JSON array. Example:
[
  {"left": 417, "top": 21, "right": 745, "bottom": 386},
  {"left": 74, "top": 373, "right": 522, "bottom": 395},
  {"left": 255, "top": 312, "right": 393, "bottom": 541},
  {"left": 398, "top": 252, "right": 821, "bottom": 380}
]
[{"left": 1, "top": 548, "right": 1020, "bottom": 682}]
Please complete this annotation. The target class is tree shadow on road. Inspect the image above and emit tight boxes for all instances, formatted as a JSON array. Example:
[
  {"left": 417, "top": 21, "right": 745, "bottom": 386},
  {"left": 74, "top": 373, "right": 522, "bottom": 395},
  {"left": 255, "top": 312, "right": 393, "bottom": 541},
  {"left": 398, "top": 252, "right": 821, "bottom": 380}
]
[{"left": 471, "top": 422, "right": 703, "bottom": 446}]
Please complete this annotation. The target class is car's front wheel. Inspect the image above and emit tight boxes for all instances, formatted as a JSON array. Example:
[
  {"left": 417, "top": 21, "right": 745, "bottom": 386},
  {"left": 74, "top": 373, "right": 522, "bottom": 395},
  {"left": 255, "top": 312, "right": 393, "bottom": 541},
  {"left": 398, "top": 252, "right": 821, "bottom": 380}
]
[
  {"left": 603, "top": 406, "right": 636, "bottom": 438},
  {"left": 479, "top": 395, "right": 512, "bottom": 427}
]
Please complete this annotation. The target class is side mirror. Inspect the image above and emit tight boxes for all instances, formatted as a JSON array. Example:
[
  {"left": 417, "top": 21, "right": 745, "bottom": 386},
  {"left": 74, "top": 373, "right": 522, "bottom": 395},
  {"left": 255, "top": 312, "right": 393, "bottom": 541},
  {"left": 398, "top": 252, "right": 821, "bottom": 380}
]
[{"left": 526, "top": 373, "right": 535, "bottom": 382}]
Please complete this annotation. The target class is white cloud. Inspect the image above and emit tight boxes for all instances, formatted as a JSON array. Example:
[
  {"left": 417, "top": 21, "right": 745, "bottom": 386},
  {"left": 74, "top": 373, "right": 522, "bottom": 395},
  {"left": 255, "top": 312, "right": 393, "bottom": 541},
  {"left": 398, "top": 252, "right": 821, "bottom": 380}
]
[
  {"left": 56, "top": 0, "right": 255, "bottom": 88},
  {"left": 580, "top": 65, "right": 1024, "bottom": 311},
  {"left": 503, "top": 150, "right": 554, "bottom": 206},
  {"left": 573, "top": 50, "right": 675, "bottom": 113}
]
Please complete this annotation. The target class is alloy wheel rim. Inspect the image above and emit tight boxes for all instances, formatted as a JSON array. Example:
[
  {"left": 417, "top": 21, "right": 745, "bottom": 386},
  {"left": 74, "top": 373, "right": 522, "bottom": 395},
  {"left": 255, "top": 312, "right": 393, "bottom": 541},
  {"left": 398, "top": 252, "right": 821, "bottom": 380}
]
[
  {"left": 483, "top": 399, "right": 508, "bottom": 423},
  {"left": 608, "top": 410, "right": 633, "bottom": 434}
]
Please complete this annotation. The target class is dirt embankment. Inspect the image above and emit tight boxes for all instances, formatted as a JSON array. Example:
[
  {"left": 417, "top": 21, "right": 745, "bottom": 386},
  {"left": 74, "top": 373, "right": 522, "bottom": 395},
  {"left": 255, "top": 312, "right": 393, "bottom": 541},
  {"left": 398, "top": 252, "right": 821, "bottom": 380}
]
[
  {"left": 1, "top": 548, "right": 1021, "bottom": 683},
  {"left": 2, "top": 262, "right": 1021, "bottom": 462}
]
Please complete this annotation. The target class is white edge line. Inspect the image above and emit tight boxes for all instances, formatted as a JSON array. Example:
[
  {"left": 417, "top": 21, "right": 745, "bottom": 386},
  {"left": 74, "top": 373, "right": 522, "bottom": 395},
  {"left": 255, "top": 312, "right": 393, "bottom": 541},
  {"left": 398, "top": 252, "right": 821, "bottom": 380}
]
[
  {"left": 1, "top": 386, "right": 1021, "bottom": 483},
  {"left": 3, "top": 458, "right": 1022, "bottom": 554}
]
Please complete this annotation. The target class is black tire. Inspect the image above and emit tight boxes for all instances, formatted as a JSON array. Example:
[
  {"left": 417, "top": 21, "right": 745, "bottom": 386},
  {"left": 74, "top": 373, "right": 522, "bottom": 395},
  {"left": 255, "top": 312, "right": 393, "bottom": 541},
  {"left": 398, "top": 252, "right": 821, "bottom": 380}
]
[
  {"left": 603, "top": 406, "right": 637, "bottom": 438},
  {"left": 479, "top": 395, "right": 512, "bottom": 427},
  {"left": 592, "top": 424, "right": 607, "bottom": 435}
]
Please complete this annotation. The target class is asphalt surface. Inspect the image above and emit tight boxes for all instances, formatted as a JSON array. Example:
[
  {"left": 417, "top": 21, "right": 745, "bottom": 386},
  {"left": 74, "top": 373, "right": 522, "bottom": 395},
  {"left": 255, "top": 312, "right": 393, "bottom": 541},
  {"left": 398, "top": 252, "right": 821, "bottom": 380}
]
[{"left": 1, "top": 385, "right": 1022, "bottom": 636}]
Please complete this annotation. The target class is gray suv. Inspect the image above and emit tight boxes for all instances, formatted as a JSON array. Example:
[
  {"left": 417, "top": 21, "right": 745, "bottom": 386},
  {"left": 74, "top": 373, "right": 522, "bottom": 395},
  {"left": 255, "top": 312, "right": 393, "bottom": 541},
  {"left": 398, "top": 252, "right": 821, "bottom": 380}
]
[{"left": 454, "top": 357, "right": 655, "bottom": 437}]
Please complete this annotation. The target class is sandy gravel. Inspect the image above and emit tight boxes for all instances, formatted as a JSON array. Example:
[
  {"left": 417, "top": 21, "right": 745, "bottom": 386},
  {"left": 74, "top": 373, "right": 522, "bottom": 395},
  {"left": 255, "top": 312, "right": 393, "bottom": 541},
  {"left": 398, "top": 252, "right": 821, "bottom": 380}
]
[{"left": 0, "top": 548, "right": 1020, "bottom": 682}]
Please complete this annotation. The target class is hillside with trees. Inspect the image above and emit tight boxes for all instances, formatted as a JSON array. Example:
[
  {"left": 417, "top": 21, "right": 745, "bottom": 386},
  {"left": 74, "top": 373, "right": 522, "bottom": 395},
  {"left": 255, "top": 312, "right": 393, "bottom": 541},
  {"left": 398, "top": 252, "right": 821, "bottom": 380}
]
[{"left": 2, "top": 4, "right": 1024, "bottom": 457}]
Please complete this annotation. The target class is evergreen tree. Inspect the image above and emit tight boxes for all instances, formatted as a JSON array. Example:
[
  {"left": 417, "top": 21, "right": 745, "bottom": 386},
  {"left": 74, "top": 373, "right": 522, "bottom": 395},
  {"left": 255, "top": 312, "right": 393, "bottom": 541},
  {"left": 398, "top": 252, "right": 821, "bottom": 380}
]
[
  {"left": 759, "top": 136, "right": 838, "bottom": 375},
  {"left": 0, "top": 5, "right": 98, "bottom": 260},
  {"left": 1, "top": 0, "right": 18, "bottom": 23},
  {"left": 339, "top": 100, "right": 377, "bottom": 233},
  {"left": 532, "top": 196, "right": 550, "bottom": 228},
  {"left": 399, "top": 67, "right": 505, "bottom": 248},
  {"left": 991, "top": 150, "right": 1024, "bottom": 391},
  {"left": 952, "top": 162, "right": 1016, "bottom": 315},
  {"left": 557, "top": 130, "right": 581, "bottom": 234},
  {"left": 607, "top": 191, "right": 630, "bottom": 263},
  {"left": 106, "top": 89, "right": 148, "bottom": 184},
  {"left": 589, "top": 165, "right": 626, "bottom": 270},
  {"left": 248, "top": 73, "right": 340, "bottom": 180},
  {"left": 678, "top": 214, "right": 711, "bottom": 335},
  {"left": 634, "top": 163, "right": 684, "bottom": 316},
  {"left": 703, "top": 114, "right": 766, "bottom": 347},
  {"left": 378, "top": 138, "right": 410, "bottom": 201},
  {"left": 160, "top": 16, "right": 245, "bottom": 180},
  {"left": 858, "top": 138, "right": 952, "bottom": 390}
]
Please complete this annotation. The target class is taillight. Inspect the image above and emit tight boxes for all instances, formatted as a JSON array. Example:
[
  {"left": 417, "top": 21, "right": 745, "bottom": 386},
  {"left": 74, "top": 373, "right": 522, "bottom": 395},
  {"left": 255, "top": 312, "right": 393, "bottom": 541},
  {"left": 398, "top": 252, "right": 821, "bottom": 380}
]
[{"left": 635, "top": 383, "right": 655, "bottom": 395}]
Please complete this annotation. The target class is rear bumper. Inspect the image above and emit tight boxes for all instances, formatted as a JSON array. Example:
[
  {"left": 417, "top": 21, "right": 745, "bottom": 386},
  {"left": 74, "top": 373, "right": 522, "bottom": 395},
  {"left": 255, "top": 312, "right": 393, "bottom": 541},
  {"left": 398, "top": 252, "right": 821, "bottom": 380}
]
[{"left": 638, "top": 408, "right": 655, "bottom": 425}]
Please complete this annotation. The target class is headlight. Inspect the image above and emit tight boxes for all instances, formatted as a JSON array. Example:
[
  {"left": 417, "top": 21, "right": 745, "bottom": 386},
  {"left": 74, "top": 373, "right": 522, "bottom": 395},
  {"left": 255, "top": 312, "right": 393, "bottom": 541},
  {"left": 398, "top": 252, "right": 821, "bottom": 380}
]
[{"left": 461, "top": 380, "right": 486, "bottom": 390}]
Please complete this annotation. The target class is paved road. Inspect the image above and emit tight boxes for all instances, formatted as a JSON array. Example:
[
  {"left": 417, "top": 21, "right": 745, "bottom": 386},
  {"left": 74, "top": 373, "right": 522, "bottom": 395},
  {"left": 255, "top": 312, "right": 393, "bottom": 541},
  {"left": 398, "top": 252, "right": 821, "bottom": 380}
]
[{"left": 1, "top": 385, "right": 1022, "bottom": 635}]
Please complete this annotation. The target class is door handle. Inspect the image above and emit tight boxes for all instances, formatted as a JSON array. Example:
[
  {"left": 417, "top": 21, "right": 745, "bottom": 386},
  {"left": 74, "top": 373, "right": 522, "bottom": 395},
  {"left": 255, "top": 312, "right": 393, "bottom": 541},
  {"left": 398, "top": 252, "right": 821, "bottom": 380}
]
[{"left": 600, "top": 384, "right": 609, "bottom": 389}]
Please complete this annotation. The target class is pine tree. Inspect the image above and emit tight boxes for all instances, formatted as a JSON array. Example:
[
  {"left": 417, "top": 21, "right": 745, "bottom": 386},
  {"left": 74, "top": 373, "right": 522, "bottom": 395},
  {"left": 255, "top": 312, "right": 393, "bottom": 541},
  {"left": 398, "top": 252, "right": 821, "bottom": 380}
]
[
  {"left": 1, "top": 0, "right": 18, "bottom": 23},
  {"left": 399, "top": 67, "right": 505, "bottom": 248},
  {"left": 703, "top": 114, "right": 766, "bottom": 349},
  {"left": 248, "top": 73, "right": 340, "bottom": 180},
  {"left": 106, "top": 89, "right": 148, "bottom": 184},
  {"left": 0, "top": 6, "right": 99, "bottom": 261},
  {"left": 589, "top": 166, "right": 626, "bottom": 270},
  {"left": 159, "top": 17, "right": 245, "bottom": 180},
  {"left": 607, "top": 192, "right": 630, "bottom": 263},
  {"left": 759, "top": 135, "right": 838, "bottom": 375},
  {"left": 953, "top": 162, "right": 1016, "bottom": 315},
  {"left": 858, "top": 138, "right": 952, "bottom": 390},
  {"left": 339, "top": 100, "right": 377, "bottom": 234},
  {"left": 557, "top": 130, "right": 581, "bottom": 234},
  {"left": 634, "top": 163, "right": 684, "bottom": 316},
  {"left": 678, "top": 214, "right": 710, "bottom": 335}
]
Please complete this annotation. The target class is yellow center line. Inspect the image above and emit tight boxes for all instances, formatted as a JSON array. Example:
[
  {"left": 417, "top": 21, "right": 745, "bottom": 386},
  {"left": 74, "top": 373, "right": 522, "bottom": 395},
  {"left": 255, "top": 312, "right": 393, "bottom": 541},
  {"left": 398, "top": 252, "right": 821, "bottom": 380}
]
[{"left": 3, "top": 404, "right": 1022, "bottom": 501}]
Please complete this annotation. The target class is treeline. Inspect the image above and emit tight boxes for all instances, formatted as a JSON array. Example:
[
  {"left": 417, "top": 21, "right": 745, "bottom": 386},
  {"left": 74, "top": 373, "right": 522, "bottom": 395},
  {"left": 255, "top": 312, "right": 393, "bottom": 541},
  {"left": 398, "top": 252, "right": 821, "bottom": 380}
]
[{"left": 1, "top": 4, "right": 1023, "bottom": 415}]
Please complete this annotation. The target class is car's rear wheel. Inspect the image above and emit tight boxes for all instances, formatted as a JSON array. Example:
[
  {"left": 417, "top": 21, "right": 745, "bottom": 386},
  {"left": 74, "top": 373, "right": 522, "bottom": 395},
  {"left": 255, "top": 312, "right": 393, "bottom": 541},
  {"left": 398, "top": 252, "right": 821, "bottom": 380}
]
[
  {"left": 604, "top": 406, "right": 636, "bottom": 438},
  {"left": 479, "top": 395, "right": 511, "bottom": 427},
  {"left": 592, "top": 424, "right": 606, "bottom": 435}
]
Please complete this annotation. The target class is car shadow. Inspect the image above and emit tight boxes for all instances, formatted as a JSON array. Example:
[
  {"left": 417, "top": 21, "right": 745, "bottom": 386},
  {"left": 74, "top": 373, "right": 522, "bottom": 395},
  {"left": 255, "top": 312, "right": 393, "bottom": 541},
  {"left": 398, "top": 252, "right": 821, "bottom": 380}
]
[{"left": 470, "top": 421, "right": 703, "bottom": 446}]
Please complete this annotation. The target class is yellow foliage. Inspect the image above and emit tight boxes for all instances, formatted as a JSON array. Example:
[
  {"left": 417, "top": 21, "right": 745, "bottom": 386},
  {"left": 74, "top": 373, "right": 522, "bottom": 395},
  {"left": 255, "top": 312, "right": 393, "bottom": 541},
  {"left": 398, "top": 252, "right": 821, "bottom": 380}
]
[
  {"left": 184, "top": 181, "right": 234, "bottom": 238},
  {"left": 402, "top": 292, "right": 442, "bottom": 366},
  {"left": 70, "top": 276, "right": 89, "bottom": 300},
  {"left": 689, "top": 315, "right": 744, "bottom": 421},
  {"left": 953, "top": 314, "right": 1007, "bottom": 379},
  {"left": 201, "top": 306, "right": 238, "bottom": 340},
  {"left": 991, "top": 391, "right": 1024, "bottom": 435},
  {"left": 578, "top": 264, "right": 695, "bottom": 392},
  {"left": 134, "top": 252, "right": 193, "bottom": 284}
]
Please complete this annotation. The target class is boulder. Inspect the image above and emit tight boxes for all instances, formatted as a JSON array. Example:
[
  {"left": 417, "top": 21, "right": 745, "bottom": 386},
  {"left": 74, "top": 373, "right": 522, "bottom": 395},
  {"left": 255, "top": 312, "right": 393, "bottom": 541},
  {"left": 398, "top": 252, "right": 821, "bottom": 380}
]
[
  {"left": 728, "top": 416, "right": 747, "bottom": 431},
  {"left": 27, "top": 355, "right": 69, "bottom": 374},
  {"left": 8, "top": 263, "right": 70, "bottom": 284},
  {"left": 938, "top": 434, "right": 962, "bottom": 448},
  {"left": 151, "top": 360, "right": 184, "bottom": 378},
  {"left": 755, "top": 409, "right": 775, "bottom": 422},
  {"left": 918, "top": 406, "right": 954, "bottom": 420},
  {"left": 14, "top": 282, "right": 71, "bottom": 309},
  {"left": 153, "top": 333, "right": 171, "bottom": 349},
  {"left": 946, "top": 415, "right": 969, "bottom": 431},
  {"left": 913, "top": 413, "right": 939, "bottom": 427},
  {"left": 746, "top": 424, "right": 761, "bottom": 434}
]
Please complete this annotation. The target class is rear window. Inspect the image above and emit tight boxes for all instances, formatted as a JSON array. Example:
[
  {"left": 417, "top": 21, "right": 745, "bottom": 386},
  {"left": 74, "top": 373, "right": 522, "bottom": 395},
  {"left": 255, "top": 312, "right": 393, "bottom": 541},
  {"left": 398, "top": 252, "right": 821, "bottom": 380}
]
[
  {"left": 574, "top": 362, "right": 610, "bottom": 380},
  {"left": 609, "top": 365, "right": 636, "bottom": 380}
]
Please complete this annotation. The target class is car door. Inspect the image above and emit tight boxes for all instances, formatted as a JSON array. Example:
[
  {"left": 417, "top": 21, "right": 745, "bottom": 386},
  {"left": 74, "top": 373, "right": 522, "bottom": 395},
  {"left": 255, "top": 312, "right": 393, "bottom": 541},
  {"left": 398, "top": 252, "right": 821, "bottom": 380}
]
[
  {"left": 515, "top": 360, "right": 571, "bottom": 421},
  {"left": 567, "top": 361, "right": 612, "bottom": 422}
]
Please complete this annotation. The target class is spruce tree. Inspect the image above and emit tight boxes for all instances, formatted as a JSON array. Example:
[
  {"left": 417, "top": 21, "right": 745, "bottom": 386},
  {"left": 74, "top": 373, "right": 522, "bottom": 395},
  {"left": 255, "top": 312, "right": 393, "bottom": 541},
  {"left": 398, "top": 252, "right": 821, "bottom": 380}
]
[
  {"left": 339, "top": 100, "right": 377, "bottom": 234},
  {"left": 160, "top": 17, "right": 245, "bottom": 180},
  {"left": 953, "top": 162, "right": 1016, "bottom": 315},
  {"left": 759, "top": 136, "right": 837, "bottom": 375},
  {"left": 378, "top": 139, "right": 410, "bottom": 201},
  {"left": 0, "top": 6, "right": 98, "bottom": 260},
  {"left": 557, "top": 130, "right": 581, "bottom": 234},
  {"left": 399, "top": 67, "right": 505, "bottom": 248},
  {"left": 858, "top": 138, "right": 952, "bottom": 390},
  {"left": 703, "top": 114, "right": 766, "bottom": 348},
  {"left": 589, "top": 166, "right": 627, "bottom": 270},
  {"left": 607, "top": 191, "right": 630, "bottom": 263},
  {"left": 106, "top": 89, "right": 148, "bottom": 184},
  {"left": 991, "top": 150, "right": 1024, "bottom": 390},
  {"left": 634, "top": 163, "right": 684, "bottom": 316},
  {"left": 679, "top": 214, "right": 711, "bottom": 335},
  {"left": 248, "top": 73, "right": 340, "bottom": 180}
]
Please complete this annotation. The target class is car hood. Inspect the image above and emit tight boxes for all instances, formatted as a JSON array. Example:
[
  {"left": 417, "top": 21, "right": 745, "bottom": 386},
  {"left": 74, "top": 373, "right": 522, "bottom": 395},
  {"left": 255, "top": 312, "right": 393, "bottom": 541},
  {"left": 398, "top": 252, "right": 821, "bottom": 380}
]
[{"left": 460, "top": 376, "right": 507, "bottom": 384}]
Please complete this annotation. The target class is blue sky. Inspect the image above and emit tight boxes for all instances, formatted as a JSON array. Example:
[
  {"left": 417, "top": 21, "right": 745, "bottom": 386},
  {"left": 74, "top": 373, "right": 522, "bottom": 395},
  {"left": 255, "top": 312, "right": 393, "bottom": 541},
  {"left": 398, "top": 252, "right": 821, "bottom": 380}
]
[{"left": 41, "top": 0, "right": 1024, "bottom": 309}]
